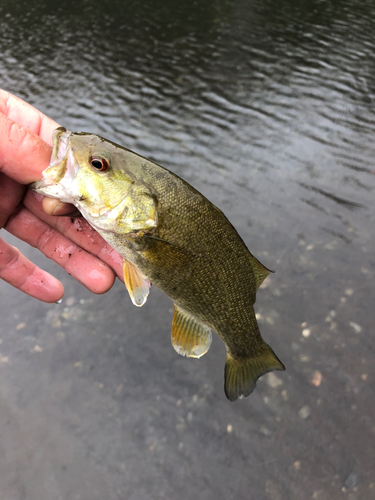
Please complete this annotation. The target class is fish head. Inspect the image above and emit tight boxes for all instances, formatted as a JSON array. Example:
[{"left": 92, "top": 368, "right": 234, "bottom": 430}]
[{"left": 31, "top": 127, "right": 158, "bottom": 234}]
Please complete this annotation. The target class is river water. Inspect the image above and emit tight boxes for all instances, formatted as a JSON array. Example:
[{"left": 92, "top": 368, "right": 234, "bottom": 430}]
[{"left": 0, "top": 0, "right": 374, "bottom": 499}]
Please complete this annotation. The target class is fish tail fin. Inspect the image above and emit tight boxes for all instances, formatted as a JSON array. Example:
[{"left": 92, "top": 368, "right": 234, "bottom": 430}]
[{"left": 224, "top": 345, "right": 285, "bottom": 402}]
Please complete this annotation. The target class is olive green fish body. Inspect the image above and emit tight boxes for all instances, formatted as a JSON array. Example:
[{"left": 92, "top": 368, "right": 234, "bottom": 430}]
[{"left": 31, "top": 127, "right": 285, "bottom": 401}]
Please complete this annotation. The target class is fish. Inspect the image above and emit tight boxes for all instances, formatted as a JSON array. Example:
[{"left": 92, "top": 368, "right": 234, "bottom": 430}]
[{"left": 31, "top": 126, "right": 285, "bottom": 401}]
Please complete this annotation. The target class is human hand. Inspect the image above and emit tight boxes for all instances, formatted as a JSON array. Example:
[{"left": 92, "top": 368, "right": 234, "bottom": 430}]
[{"left": 0, "top": 89, "right": 123, "bottom": 302}]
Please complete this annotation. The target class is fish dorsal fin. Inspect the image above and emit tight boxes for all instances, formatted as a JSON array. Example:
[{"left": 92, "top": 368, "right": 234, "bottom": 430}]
[
  {"left": 123, "top": 258, "right": 151, "bottom": 307},
  {"left": 171, "top": 305, "right": 212, "bottom": 359},
  {"left": 250, "top": 255, "right": 274, "bottom": 289}
]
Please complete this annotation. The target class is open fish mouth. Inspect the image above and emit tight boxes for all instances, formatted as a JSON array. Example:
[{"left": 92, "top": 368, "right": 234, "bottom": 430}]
[
  {"left": 30, "top": 127, "right": 76, "bottom": 203},
  {"left": 50, "top": 127, "right": 70, "bottom": 165}
]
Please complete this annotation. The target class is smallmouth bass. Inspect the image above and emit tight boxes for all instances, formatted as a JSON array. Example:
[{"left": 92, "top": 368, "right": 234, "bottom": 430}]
[{"left": 31, "top": 127, "right": 285, "bottom": 401}]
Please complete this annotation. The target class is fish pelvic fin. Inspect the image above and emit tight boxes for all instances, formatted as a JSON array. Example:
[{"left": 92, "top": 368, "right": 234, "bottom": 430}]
[
  {"left": 224, "top": 345, "right": 285, "bottom": 402},
  {"left": 123, "top": 258, "right": 151, "bottom": 307},
  {"left": 171, "top": 305, "right": 212, "bottom": 359}
]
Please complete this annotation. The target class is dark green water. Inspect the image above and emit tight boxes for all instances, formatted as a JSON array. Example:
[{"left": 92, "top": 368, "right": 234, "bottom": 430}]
[{"left": 0, "top": 1, "right": 374, "bottom": 499}]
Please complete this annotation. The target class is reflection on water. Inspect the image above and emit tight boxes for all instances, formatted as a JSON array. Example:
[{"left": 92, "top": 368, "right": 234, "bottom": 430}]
[{"left": 0, "top": 0, "right": 374, "bottom": 499}]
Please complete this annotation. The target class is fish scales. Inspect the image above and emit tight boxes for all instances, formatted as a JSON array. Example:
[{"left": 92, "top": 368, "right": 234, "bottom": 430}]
[
  {"left": 113, "top": 166, "right": 256, "bottom": 341},
  {"left": 31, "top": 127, "right": 285, "bottom": 401}
]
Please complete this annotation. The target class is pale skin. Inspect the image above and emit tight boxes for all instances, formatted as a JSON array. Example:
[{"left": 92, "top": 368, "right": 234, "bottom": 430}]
[{"left": 0, "top": 89, "right": 124, "bottom": 302}]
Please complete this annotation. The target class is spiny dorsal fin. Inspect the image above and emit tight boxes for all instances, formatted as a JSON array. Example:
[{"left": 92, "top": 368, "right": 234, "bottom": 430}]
[
  {"left": 123, "top": 258, "right": 151, "bottom": 307},
  {"left": 250, "top": 255, "right": 274, "bottom": 289},
  {"left": 171, "top": 305, "right": 212, "bottom": 359},
  {"left": 224, "top": 345, "right": 285, "bottom": 402}
]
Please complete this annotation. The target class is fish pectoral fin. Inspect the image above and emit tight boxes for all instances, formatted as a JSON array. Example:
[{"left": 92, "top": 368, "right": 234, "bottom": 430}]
[
  {"left": 224, "top": 345, "right": 285, "bottom": 402},
  {"left": 144, "top": 235, "right": 194, "bottom": 257},
  {"left": 171, "top": 305, "right": 212, "bottom": 359},
  {"left": 123, "top": 258, "right": 151, "bottom": 307}
]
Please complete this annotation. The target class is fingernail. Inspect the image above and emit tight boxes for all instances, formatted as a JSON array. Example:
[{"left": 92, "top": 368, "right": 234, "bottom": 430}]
[{"left": 51, "top": 202, "right": 77, "bottom": 216}]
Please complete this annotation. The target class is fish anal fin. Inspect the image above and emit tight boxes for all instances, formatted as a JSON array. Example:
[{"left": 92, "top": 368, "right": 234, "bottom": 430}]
[
  {"left": 224, "top": 345, "right": 285, "bottom": 402},
  {"left": 123, "top": 258, "right": 151, "bottom": 307},
  {"left": 171, "top": 305, "right": 212, "bottom": 359},
  {"left": 250, "top": 255, "right": 274, "bottom": 289}
]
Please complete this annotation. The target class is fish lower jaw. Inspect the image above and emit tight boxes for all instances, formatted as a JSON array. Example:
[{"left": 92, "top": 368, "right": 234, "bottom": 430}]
[
  {"left": 77, "top": 210, "right": 124, "bottom": 234},
  {"left": 30, "top": 183, "right": 75, "bottom": 204}
]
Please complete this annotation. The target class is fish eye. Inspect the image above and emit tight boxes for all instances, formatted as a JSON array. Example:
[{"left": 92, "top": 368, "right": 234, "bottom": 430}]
[{"left": 89, "top": 156, "right": 110, "bottom": 172}]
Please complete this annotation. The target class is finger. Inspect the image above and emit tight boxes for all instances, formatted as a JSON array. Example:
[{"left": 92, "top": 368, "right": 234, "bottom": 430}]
[
  {"left": 25, "top": 190, "right": 124, "bottom": 280},
  {"left": 0, "top": 236, "right": 64, "bottom": 303},
  {"left": 0, "top": 112, "right": 52, "bottom": 184},
  {"left": 0, "top": 89, "right": 60, "bottom": 144},
  {"left": 5, "top": 205, "right": 117, "bottom": 294},
  {"left": 42, "top": 197, "right": 80, "bottom": 217},
  {"left": 0, "top": 172, "right": 26, "bottom": 228}
]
